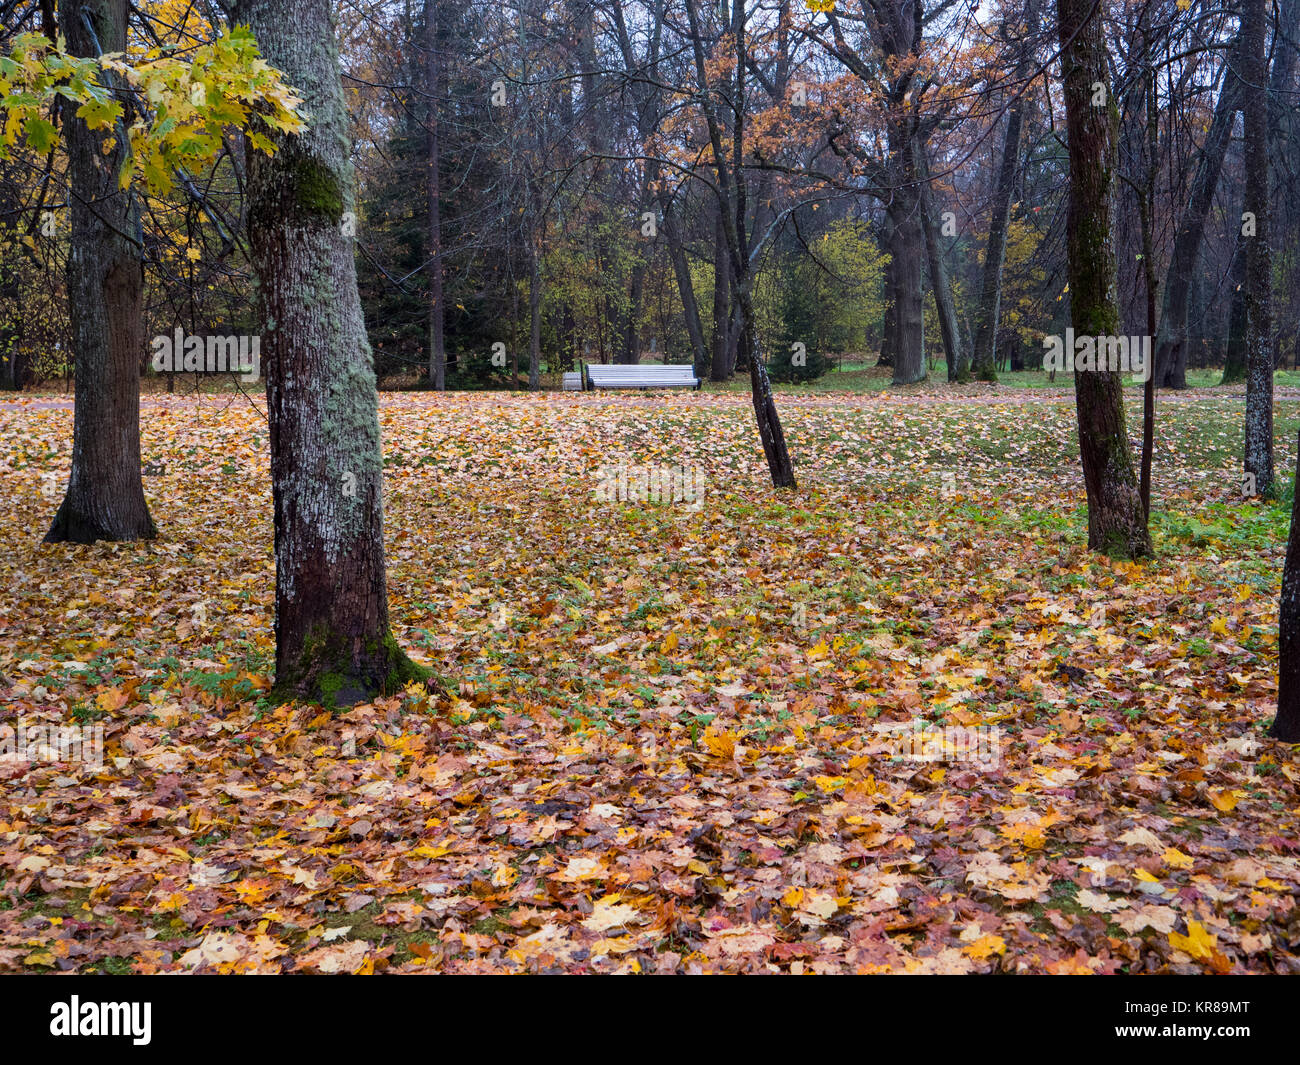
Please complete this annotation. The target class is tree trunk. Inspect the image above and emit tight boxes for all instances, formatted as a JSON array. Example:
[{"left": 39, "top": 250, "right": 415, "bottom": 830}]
[
  {"left": 1222, "top": 232, "right": 1249, "bottom": 384},
  {"left": 1151, "top": 41, "right": 1241, "bottom": 389},
  {"left": 424, "top": 0, "right": 446, "bottom": 391},
  {"left": 1138, "top": 51, "right": 1157, "bottom": 521},
  {"left": 661, "top": 195, "right": 709, "bottom": 378},
  {"left": 234, "top": 0, "right": 424, "bottom": 704},
  {"left": 1056, "top": 0, "right": 1150, "bottom": 557},
  {"left": 528, "top": 218, "right": 542, "bottom": 390},
  {"left": 917, "top": 143, "right": 964, "bottom": 382},
  {"left": 888, "top": 193, "right": 926, "bottom": 385},
  {"left": 1243, "top": 0, "right": 1274, "bottom": 495},
  {"left": 45, "top": 0, "right": 155, "bottom": 544},
  {"left": 971, "top": 74, "right": 1026, "bottom": 382},
  {"left": 1274, "top": 429, "right": 1300, "bottom": 741},
  {"left": 878, "top": 222, "right": 895, "bottom": 368},
  {"left": 739, "top": 283, "right": 796, "bottom": 487},
  {"left": 711, "top": 205, "right": 731, "bottom": 381},
  {"left": 621, "top": 258, "right": 647, "bottom": 364}
]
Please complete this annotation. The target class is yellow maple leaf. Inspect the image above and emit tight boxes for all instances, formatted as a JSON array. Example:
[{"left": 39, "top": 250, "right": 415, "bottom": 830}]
[
  {"left": 702, "top": 728, "right": 738, "bottom": 759},
  {"left": 1209, "top": 789, "right": 1242, "bottom": 812},
  {"left": 1169, "top": 919, "right": 1218, "bottom": 961},
  {"left": 962, "top": 934, "right": 1006, "bottom": 960}
]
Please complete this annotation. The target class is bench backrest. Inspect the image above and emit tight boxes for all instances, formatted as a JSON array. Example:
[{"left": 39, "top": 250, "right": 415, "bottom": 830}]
[{"left": 585, "top": 364, "right": 699, "bottom": 388}]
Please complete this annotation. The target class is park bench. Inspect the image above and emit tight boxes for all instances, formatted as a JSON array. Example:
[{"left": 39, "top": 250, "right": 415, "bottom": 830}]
[
  {"left": 561, "top": 371, "right": 584, "bottom": 391},
  {"left": 584, "top": 363, "right": 701, "bottom": 390}
]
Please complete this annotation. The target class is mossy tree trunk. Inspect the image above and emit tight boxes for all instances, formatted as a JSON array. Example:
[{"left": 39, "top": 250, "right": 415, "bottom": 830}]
[
  {"left": 1242, "top": 0, "right": 1274, "bottom": 496},
  {"left": 1055, "top": 0, "right": 1150, "bottom": 558},
  {"left": 45, "top": 0, "right": 156, "bottom": 545},
  {"left": 234, "top": 0, "right": 424, "bottom": 705}
]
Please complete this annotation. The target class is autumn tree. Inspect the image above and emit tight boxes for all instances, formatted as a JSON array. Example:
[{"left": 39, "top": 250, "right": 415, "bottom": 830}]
[
  {"left": 43, "top": 0, "right": 154, "bottom": 543},
  {"left": 684, "top": 0, "right": 796, "bottom": 486},
  {"left": 1055, "top": 0, "right": 1149, "bottom": 556},
  {"left": 1241, "top": 0, "right": 1274, "bottom": 495},
  {"left": 232, "top": 0, "right": 426, "bottom": 703}
]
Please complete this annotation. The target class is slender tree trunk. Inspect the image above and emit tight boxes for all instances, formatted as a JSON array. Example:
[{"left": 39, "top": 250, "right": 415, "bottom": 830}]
[
  {"left": 528, "top": 214, "right": 542, "bottom": 391},
  {"left": 738, "top": 282, "right": 795, "bottom": 486},
  {"left": 1243, "top": 0, "right": 1274, "bottom": 495},
  {"left": 1056, "top": 0, "right": 1150, "bottom": 557},
  {"left": 234, "top": 0, "right": 424, "bottom": 704},
  {"left": 971, "top": 72, "right": 1026, "bottom": 382},
  {"left": 878, "top": 222, "right": 896, "bottom": 369},
  {"left": 621, "top": 259, "right": 647, "bottom": 364},
  {"left": 917, "top": 143, "right": 964, "bottom": 382},
  {"left": 1139, "top": 54, "right": 1157, "bottom": 520},
  {"left": 685, "top": 0, "right": 794, "bottom": 485},
  {"left": 711, "top": 205, "right": 730, "bottom": 381},
  {"left": 661, "top": 195, "right": 709, "bottom": 377},
  {"left": 424, "top": 0, "right": 446, "bottom": 391},
  {"left": 1222, "top": 225, "right": 1250, "bottom": 384},
  {"left": 1151, "top": 40, "right": 1241, "bottom": 389},
  {"left": 45, "top": 0, "right": 155, "bottom": 544}
]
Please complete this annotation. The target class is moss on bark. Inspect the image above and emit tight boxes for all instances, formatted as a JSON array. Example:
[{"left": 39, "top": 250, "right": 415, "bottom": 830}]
[{"left": 270, "top": 625, "right": 432, "bottom": 709}]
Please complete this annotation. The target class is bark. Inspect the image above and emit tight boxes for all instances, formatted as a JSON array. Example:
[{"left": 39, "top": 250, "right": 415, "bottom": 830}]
[
  {"left": 45, "top": 0, "right": 155, "bottom": 544},
  {"left": 424, "top": 0, "right": 446, "bottom": 391},
  {"left": 234, "top": 0, "right": 424, "bottom": 704},
  {"left": 971, "top": 68, "right": 1026, "bottom": 382},
  {"left": 1056, "top": 0, "right": 1150, "bottom": 557},
  {"left": 917, "top": 143, "right": 964, "bottom": 382},
  {"left": 1242, "top": 0, "right": 1274, "bottom": 495},
  {"left": 887, "top": 126, "right": 926, "bottom": 385},
  {"left": 1138, "top": 54, "right": 1157, "bottom": 521},
  {"left": 1275, "top": 429, "right": 1300, "bottom": 741},
  {"left": 1151, "top": 40, "right": 1241, "bottom": 389}
]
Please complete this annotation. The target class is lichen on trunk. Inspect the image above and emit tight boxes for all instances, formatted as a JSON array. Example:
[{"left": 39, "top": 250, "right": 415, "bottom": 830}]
[{"left": 235, "top": 0, "right": 426, "bottom": 707}]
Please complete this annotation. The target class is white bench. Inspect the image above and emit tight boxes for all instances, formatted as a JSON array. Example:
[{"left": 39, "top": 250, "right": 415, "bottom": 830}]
[
  {"left": 561, "top": 371, "right": 584, "bottom": 391},
  {"left": 584, "top": 364, "right": 700, "bottom": 390}
]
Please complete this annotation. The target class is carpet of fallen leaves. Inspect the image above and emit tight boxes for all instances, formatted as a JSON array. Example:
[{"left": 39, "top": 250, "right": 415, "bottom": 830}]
[{"left": 0, "top": 388, "right": 1298, "bottom": 974}]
